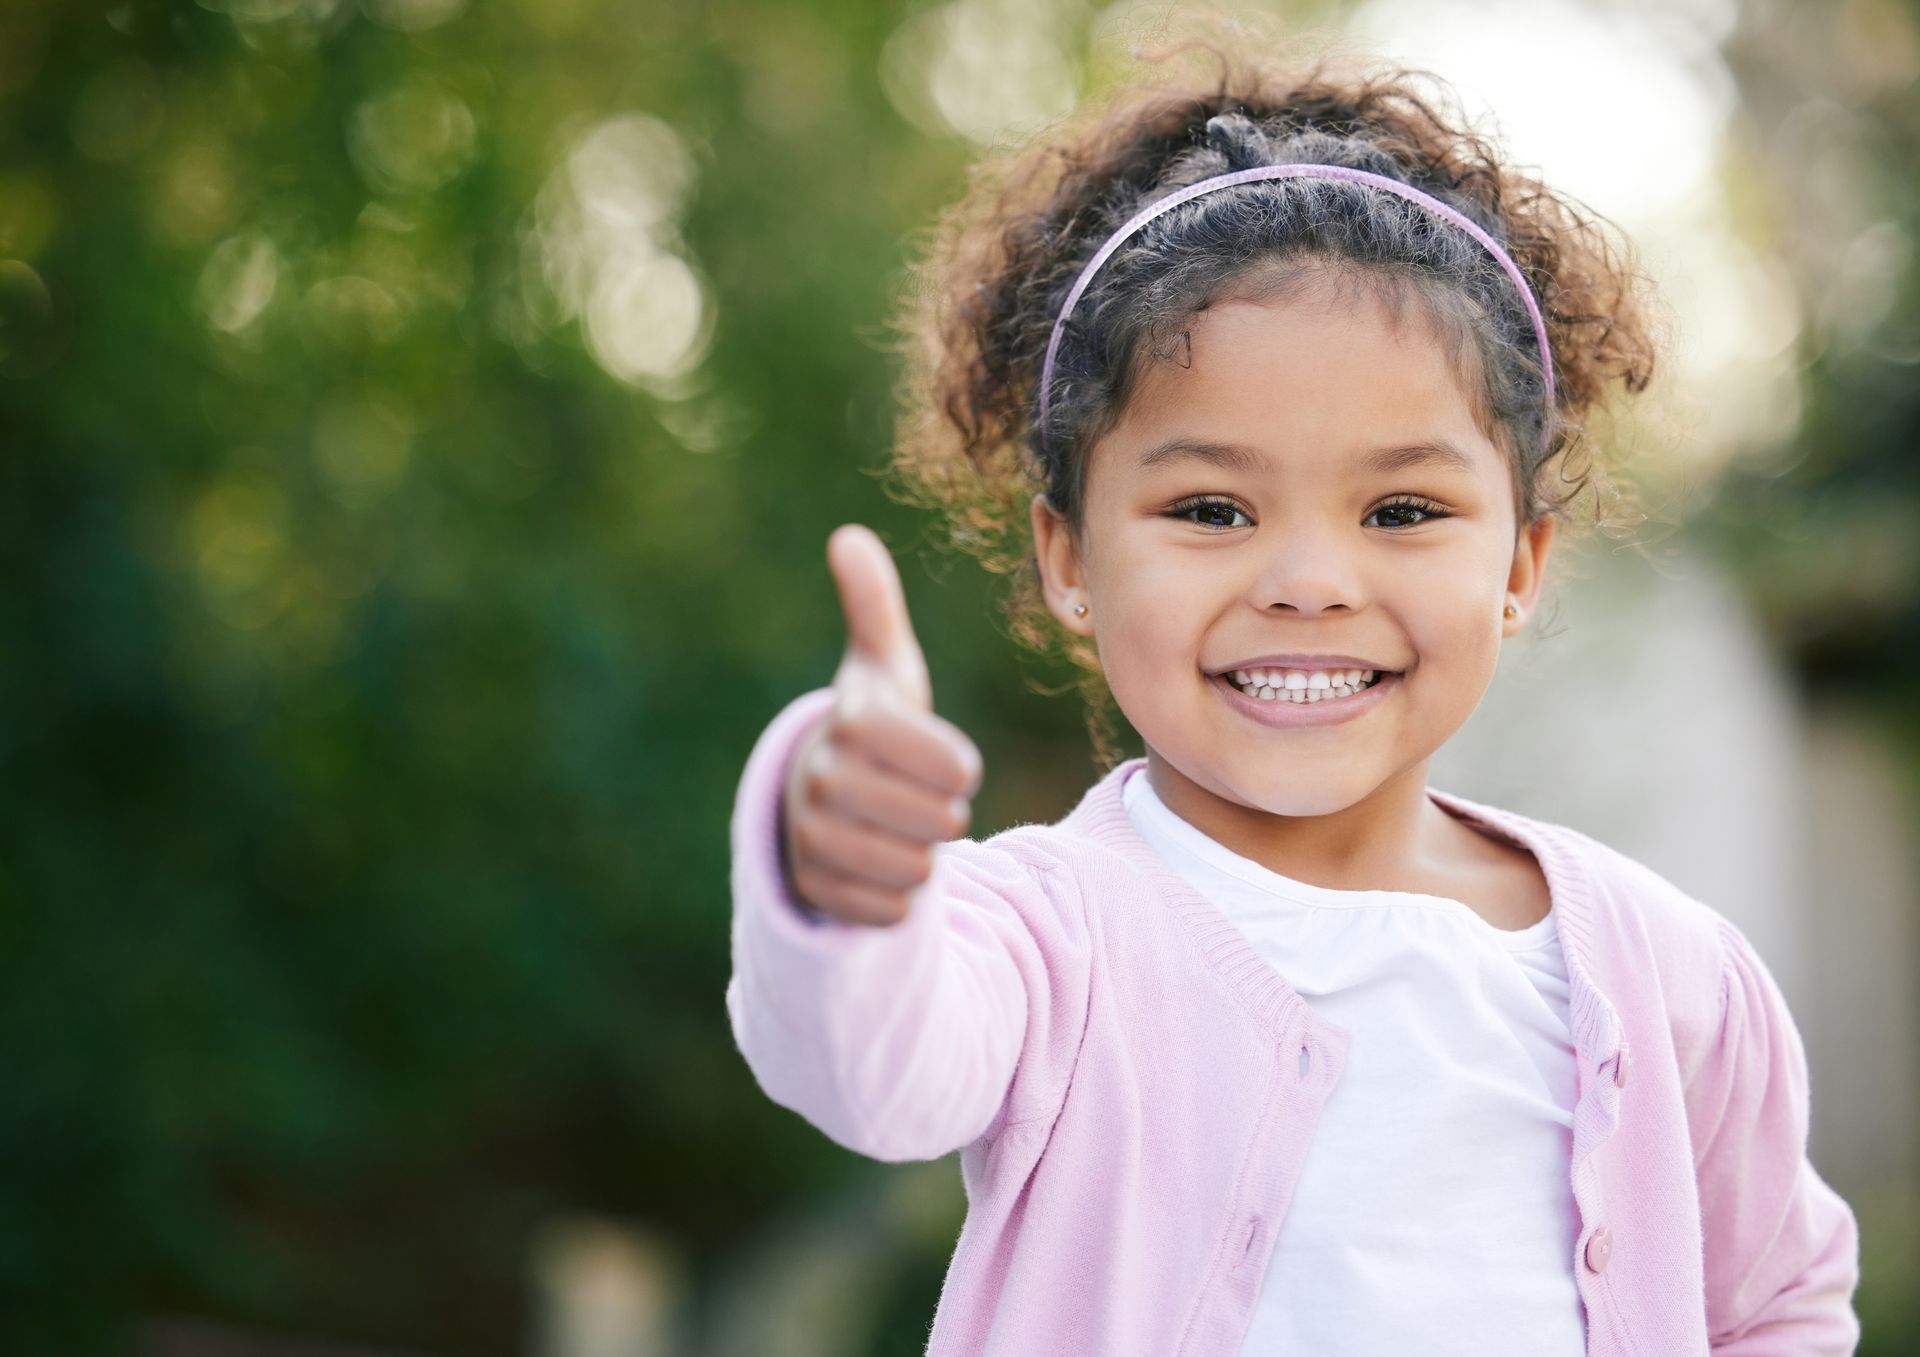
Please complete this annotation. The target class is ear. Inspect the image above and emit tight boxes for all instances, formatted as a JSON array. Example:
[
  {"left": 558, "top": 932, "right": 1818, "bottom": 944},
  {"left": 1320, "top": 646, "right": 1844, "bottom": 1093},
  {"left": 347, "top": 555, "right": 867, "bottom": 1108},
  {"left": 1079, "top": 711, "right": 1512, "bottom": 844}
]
[
  {"left": 1504, "top": 513, "right": 1557, "bottom": 636},
  {"left": 1030, "top": 492, "right": 1096, "bottom": 639}
]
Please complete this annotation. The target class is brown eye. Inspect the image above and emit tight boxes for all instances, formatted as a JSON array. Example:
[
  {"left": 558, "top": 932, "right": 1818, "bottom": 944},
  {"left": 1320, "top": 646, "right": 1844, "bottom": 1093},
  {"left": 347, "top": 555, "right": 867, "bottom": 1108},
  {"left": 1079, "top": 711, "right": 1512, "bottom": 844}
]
[
  {"left": 1167, "top": 496, "right": 1251, "bottom": 530},
  {"left": 1367, "top": 497, "right": 1449, "bottom": 529}
]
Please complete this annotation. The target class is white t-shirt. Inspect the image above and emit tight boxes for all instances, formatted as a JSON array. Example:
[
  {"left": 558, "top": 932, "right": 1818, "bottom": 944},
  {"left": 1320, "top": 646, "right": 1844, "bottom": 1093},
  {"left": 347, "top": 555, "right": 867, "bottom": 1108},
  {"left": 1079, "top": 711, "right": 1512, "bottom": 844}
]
[{"left": 1122, "top": 769, "right": 1588, "bottom": 1355}]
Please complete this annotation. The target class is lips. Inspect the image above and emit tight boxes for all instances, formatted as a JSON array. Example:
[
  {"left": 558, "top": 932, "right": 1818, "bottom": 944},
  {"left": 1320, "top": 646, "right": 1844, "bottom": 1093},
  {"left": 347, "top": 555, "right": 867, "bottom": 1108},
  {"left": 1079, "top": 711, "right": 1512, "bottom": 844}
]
[
  {"left": 1209, "top": 667, "right": 1400, "bottom": 728},
  {"left": 1205, "top": 653, "right": 1405, "bottom": 677}
]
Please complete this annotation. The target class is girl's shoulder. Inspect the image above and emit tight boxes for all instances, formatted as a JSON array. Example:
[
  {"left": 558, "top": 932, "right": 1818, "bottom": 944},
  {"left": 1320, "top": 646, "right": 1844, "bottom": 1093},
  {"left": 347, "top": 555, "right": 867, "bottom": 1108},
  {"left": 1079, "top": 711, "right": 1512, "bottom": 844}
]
[
  {"left": 1436, "top": 785, "right": 1735, "bottom": 942},
  {"left": 1542, "top": 810, "right": 1735, "bottom": 946},
  {"left": 1464, "top": 794, "right": 1771, "bottom": 1045}
]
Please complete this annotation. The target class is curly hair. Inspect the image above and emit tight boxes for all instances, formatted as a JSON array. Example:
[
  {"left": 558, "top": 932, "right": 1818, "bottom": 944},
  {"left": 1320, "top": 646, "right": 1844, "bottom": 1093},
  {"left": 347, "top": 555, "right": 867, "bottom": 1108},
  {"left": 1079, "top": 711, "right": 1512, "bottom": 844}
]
[{"left": 882, "top": 37, "right": 1664, "bottom": 770}]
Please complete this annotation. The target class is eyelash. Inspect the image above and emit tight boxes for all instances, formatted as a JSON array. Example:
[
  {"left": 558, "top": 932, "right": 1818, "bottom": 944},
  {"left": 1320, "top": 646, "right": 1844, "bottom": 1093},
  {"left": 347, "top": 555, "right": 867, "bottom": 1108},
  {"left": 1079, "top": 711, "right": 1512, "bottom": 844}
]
[{"left": 1166, "top": 494, "right": 1452, "bottom": 531}]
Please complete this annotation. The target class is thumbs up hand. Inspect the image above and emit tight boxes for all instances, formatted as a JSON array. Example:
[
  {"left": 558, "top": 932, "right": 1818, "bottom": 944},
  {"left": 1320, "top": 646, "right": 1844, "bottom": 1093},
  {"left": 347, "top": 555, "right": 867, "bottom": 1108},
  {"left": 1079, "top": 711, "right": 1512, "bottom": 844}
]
[{"left": 779, "top": 524, "right": 985, "bottom": 927}]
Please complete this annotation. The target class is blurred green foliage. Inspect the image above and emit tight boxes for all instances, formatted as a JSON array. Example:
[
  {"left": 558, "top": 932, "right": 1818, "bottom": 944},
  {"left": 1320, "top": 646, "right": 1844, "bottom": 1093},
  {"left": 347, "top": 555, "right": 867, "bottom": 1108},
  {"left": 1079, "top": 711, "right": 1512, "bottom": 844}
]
[
  {"left": 1, "top": 1, "right": 1915, "bottom": 1354},
  {"left": 0, "top": 1, "right": 1063, "bottom": 1351}
]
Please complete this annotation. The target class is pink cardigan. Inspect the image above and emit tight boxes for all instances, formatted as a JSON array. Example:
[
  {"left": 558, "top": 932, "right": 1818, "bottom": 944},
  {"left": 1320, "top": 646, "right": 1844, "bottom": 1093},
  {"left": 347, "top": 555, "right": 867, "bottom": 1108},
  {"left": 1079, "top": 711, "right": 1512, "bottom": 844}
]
[{"left": 726, "top": 687, "right": 1861, "bottom": 1355}]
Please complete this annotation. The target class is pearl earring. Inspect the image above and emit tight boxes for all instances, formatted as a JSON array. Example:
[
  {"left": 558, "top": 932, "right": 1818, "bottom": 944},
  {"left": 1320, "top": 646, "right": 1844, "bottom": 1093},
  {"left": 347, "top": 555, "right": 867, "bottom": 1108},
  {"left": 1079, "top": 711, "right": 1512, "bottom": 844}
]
[{"left": 1073, "top": 602, "right": 1089, "bottom": 617}]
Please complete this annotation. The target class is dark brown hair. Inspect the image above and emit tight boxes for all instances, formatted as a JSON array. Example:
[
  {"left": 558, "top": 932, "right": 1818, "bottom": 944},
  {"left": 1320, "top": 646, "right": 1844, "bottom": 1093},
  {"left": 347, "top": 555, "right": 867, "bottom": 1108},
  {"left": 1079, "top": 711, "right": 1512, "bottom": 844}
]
[{"left": 882, "top": 37, "right": 1664, "bottom": 769}]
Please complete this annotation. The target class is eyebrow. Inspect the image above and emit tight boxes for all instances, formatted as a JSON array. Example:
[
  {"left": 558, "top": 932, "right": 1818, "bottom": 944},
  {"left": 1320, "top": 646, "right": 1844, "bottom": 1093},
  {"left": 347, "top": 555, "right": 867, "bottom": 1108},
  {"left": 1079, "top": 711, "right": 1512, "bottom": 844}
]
[{"left": 1136, "top": 437, "right": 1478, "bottom": 477}]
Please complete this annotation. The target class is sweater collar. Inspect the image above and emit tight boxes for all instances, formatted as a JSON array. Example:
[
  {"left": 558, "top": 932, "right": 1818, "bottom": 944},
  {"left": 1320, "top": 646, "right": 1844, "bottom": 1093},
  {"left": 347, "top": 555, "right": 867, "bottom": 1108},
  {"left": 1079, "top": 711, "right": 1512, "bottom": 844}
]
[{"left": 1058, "top": 756, "right": 1625, "bottom": 1096}]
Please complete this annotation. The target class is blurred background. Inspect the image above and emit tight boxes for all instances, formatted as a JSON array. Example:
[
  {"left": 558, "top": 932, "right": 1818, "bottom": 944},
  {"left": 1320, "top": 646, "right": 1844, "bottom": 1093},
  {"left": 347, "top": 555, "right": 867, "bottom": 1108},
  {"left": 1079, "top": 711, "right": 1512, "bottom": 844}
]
[{"left": 2, "top": 0, "right": 1915, "bottom": 1352}]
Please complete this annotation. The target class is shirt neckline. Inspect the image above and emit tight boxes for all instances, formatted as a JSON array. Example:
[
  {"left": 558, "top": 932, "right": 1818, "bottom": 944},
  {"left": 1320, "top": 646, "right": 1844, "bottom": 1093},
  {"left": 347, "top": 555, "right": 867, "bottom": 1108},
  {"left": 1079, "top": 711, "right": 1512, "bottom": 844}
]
[
  {"left": 1121, "top": 766, "right": 1561, "bottom": 951},
  {"left": 1057, "top": 755, "right": 1622, "bottom": 1073}
]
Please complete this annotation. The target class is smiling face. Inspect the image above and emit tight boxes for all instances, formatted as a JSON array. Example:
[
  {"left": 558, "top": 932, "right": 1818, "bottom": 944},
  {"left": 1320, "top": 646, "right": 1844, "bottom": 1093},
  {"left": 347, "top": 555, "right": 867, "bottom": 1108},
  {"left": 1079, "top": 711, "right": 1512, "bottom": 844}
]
[{"left": 1031, "top": 274, "right": 1557, "bottom": 862}]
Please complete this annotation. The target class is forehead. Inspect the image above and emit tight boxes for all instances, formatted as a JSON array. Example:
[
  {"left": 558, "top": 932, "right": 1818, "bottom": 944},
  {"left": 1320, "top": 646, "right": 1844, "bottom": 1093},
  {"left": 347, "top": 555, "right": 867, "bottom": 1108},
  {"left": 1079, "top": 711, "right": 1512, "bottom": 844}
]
[{"left": 1095, "top": 285, "right": 1499, "bottom": 482}]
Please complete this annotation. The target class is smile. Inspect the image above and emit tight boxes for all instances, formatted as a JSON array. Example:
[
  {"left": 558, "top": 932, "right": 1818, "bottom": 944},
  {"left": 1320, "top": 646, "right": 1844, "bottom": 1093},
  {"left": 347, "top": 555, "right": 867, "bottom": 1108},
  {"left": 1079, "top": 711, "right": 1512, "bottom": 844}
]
[
  {"left": 1208, "top": 668, "right": 1401, "bottom": 729},
  {"left": 1226, "top": 667, "right": 1382, "bottom": 702}
]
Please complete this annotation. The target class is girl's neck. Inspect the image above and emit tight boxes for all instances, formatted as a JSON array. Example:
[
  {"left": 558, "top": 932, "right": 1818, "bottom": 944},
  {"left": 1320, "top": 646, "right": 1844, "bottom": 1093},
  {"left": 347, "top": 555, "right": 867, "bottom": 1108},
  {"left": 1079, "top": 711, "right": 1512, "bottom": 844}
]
[{"left": 1141, "top": 746, "right": 1459, "bottom": 895}]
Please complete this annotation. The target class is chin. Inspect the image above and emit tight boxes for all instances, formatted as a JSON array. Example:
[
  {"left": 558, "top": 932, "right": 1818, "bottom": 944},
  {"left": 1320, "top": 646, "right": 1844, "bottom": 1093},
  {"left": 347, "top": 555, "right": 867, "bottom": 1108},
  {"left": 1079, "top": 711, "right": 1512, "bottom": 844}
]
[
  {"left": 1204, "top": 764, "right": 1376, "bottom": 819},
  {"left": 1242, "top": 785, "right": 1371, "bottom": 819}
]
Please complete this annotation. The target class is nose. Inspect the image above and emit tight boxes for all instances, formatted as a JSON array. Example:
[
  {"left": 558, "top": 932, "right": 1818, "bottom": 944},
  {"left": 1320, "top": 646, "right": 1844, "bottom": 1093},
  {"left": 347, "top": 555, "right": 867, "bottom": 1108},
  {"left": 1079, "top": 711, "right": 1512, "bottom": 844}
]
[{"left": 1253, "top": 519, "right": 1363, "bottom": 616}]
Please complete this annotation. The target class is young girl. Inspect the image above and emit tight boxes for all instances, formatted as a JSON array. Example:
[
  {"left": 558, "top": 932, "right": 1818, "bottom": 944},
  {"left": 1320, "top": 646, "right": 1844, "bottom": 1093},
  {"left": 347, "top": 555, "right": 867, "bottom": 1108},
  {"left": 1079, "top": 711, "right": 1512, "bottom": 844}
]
[{"left": 724, "top": 45, "right": 1862, "bottom": 1357}]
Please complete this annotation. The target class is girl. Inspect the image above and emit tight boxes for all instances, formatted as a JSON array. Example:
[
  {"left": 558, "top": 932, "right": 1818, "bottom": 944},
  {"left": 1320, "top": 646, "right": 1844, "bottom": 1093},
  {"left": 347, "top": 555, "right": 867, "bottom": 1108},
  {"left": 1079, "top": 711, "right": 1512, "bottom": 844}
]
[{"left": 724, "top": 43, "right": 1862, "bottom": 1357}]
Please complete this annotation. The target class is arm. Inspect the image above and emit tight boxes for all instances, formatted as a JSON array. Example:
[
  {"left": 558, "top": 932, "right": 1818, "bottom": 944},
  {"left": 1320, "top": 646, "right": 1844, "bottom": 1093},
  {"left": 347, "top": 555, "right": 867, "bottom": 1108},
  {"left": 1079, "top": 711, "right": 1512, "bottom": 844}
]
[
  {"left": 724, "top": 686, "right": 1086, "bottom": 1162},
  {"left": 1688, "top": 918, "right": 1861, "bottom": 1355}
]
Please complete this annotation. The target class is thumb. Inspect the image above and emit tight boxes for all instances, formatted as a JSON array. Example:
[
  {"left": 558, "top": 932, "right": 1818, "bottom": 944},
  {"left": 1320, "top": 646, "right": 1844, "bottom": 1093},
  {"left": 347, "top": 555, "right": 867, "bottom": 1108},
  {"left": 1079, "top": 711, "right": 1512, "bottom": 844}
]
[{"left": 827, "top": 523, "right": 933, "bottom": 714}]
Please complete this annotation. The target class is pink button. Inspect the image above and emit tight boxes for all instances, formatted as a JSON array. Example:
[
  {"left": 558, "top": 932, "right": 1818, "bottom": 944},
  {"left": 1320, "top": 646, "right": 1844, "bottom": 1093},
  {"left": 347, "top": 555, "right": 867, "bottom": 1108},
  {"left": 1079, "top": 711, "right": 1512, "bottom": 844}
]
[
  {"left": 1584, "top": 1226, "right": 1613, "bottom": 1273},
  {"left": 1614, "top": 1042, "right": 1632, "bottom": 1089}
]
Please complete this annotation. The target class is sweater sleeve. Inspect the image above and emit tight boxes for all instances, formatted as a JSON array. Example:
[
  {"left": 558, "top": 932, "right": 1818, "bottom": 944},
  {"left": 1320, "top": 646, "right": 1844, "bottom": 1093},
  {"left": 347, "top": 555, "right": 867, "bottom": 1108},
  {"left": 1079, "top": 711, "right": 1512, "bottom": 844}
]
[
  {"left": 724, "top": 685, "right": 1088, "bottom": 1163},
  {"left": 1688, "top": 918, "right": 1861, "bottom": 1356}
]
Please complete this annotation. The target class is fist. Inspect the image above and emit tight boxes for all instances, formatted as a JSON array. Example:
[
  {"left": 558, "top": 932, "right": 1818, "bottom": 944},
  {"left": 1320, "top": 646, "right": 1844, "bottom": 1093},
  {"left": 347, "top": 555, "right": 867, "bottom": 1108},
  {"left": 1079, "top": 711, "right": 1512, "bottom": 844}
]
[{"left": 779, "top": 524, "right": 985, "bottom": 927}]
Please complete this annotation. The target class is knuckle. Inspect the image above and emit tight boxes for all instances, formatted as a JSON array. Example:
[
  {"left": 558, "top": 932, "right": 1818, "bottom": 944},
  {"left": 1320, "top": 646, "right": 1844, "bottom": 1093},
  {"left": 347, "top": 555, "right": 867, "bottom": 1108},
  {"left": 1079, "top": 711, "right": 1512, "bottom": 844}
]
[
  {"left": 937, "top": 751, "right": 977, "bottom": 796},
  {"left": 928, "top": 719, "right": 982, "bottom": 786}
]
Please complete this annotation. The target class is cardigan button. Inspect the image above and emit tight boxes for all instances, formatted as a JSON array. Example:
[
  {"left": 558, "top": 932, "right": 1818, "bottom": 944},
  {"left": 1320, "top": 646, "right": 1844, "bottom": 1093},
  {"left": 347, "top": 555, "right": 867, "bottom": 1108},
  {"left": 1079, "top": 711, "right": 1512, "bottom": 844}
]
[
  {"left": 1584, "top": 1226, "right": 1612, "bottom": 1274},
  {"left": 1614, "top": 1042, "right": 1631, "bottom": 1088}
]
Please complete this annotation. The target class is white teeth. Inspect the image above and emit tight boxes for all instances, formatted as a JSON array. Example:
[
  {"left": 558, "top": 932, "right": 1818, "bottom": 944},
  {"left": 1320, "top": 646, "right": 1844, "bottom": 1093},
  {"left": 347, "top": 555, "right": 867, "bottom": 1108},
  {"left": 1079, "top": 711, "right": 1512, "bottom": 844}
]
[{"left": 1225, "top": 667, "right": 1384, "bottom": 703}]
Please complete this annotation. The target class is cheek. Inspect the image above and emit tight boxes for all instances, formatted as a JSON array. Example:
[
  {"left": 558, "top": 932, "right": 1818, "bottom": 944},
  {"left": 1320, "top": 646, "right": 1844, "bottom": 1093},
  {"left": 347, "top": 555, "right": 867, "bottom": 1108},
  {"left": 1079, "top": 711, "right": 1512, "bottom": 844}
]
[
  {"left": 1091, "top": 567, "right": 1206, "bottom": 692},
  {"left": 1395, "top": 558, "right": 1504, "bottom": 660},
  {"left": 1100, "top": 594, "right": 1176, "bottom": 673},
  {"left": 1097, "top": 541, "right": 1196, "bottom": 623}
]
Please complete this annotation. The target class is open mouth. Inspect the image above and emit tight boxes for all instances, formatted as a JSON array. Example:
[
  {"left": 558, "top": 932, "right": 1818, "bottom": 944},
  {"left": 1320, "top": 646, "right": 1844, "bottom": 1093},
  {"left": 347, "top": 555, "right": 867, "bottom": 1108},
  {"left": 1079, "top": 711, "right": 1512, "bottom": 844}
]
[{"left": 1214, "top": 667, "right": 1401, "bottom": 705}]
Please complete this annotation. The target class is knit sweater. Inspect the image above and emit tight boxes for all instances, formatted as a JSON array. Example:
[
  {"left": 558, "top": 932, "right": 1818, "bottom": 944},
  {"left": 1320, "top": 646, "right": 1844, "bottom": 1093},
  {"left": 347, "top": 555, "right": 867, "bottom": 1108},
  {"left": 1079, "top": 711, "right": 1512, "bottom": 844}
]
[{"left": 725, "top": 686, "right": 1862, "bottom": 1356}]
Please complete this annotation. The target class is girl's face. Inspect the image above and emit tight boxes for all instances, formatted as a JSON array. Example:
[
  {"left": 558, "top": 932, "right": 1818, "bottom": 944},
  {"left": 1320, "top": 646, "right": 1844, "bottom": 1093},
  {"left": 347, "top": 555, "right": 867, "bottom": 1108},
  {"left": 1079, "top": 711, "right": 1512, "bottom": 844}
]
[{"left": 1031, "top": 283, "right": 1556, "bottom": 832}]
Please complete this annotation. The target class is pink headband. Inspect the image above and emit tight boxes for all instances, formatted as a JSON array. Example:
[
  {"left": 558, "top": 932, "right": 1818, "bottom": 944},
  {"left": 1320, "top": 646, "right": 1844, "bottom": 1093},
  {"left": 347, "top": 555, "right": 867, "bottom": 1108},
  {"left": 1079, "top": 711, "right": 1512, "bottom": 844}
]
[{"left": 1036, "top": 163, "right": 1557, "bottom": 450}]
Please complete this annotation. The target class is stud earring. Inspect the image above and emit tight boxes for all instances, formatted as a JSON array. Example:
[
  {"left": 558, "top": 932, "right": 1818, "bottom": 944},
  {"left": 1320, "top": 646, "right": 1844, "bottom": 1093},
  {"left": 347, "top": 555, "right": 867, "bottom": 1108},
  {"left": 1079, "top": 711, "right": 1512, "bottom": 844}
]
[
  {"left": 1504, "top": 604, "right": 1519, "bottom": 618},
  {"left": 1073, "top": 601, "right": 1089, "bottom": 617}
]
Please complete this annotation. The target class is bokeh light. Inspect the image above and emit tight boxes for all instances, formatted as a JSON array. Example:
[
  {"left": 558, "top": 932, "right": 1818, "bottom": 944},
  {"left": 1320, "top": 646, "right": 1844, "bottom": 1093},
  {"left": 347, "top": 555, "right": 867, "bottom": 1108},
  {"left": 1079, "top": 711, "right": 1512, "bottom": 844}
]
[{"left": 4, "top": 2, "right": 1914, "bottom": 1354}]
